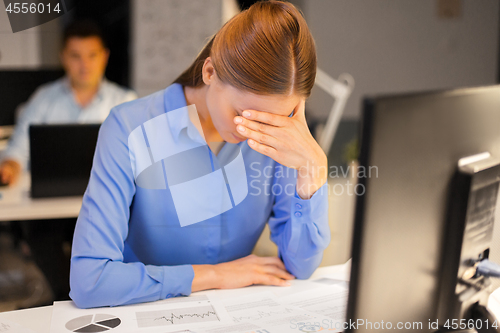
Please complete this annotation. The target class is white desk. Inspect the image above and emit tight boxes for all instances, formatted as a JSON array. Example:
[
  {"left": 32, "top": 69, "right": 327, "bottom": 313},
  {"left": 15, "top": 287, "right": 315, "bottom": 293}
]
[
  {"left": 3, "top": 262, "right": 500, "bottom": 333},
  {"left": 0, "top": 264, "right": 351, "bottom": 333},
  {"left": 0, "top": 173, "right": 82, "bottom": 221}
]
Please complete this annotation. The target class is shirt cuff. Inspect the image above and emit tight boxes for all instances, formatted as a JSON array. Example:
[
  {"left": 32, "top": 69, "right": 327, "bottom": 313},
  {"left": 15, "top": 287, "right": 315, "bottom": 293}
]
[
  {"left": 160, "top": 264, "right": 194, "bottom": 300},
  {"left": 292, "top": 181, "right": 328, "bottom": 219},
  {"left": 287, "top": 182, "right": 328, "bottom": 255}
]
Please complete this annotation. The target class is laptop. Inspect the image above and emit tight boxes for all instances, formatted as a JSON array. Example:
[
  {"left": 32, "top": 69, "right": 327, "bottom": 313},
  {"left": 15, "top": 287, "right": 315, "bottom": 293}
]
[{"left": 29, "top": 124, "right": 100, "bottom": 198}]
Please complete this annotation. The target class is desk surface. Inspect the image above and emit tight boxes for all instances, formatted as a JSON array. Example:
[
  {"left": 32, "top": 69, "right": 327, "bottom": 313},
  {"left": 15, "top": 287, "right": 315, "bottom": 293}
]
[
  {"left": 0, "top": 173, "right": 83, "bottom": 221},
  {"left": 2, "top": 262, "right": 500, "bottom": 333},
  {"left": 0, "top": 264, "right": 351, "bottom": 333}
]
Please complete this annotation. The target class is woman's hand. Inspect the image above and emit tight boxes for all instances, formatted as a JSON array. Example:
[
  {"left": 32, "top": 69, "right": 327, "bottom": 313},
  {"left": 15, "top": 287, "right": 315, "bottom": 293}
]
[
  {"left": 192, "top": 254, "right": 294, "bottom": 292},
  {"left": 234, "top": 99, "right": 327, "bottom": 199}
]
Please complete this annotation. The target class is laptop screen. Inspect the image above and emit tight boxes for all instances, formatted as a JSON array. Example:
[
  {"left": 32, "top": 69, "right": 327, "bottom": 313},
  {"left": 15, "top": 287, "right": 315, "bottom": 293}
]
[{"left": 29, "top": 124, "right": 100, "bottom": 198}]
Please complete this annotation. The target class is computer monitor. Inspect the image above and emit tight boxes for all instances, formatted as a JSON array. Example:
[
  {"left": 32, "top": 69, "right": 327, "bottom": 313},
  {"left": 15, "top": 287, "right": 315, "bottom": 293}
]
[
  {"left": 0, "top": 69, "right": 64, "bottom": 126},
  {"left": 347, "top": 86, "right": 500, "bottom": 333},
  {"left": 29, "top": 124, "right": 100, "bottom": 198}
]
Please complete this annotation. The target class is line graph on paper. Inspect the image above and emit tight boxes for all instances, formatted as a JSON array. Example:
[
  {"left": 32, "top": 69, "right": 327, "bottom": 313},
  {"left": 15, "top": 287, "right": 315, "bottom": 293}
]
[
  {"left": 135, "top": 305, "right": 220, "bottom": 327},
  {"left": 231, "top": 307, "right": 297, "bottom": 323}
]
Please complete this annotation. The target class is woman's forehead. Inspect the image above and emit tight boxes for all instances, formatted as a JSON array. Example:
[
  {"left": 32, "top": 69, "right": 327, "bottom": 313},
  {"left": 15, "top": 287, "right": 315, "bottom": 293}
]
[{"left": 228, "top": 86, "right": 300, "bottom": 116}]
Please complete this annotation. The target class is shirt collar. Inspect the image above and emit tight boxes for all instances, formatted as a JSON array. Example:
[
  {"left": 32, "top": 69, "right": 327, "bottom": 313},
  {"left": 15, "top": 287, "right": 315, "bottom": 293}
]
[
  {"left": 62, "top": 76, "right": 106, "bottom": 104},
  {"left": 164, "top": 83, "right": 204, "bottom": 144}
]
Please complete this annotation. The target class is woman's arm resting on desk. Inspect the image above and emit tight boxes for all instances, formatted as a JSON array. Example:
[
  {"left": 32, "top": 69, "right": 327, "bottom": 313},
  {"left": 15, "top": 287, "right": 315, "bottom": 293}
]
[{"left": 70, "top": 108, "right": 194, "bottom": 309}]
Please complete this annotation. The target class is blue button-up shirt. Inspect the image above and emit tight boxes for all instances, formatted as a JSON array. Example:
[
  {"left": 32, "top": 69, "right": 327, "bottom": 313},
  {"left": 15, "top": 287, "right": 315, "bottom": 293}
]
[
  {"left": 0, "top": 77, "right": 137, "bottom": 169},
  {"left": 69, "top": 83, "right": 330, "bottom": 309}
]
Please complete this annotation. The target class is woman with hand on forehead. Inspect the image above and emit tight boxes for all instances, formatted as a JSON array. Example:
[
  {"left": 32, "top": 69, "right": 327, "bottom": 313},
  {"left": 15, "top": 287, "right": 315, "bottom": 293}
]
[{"left": 70, "top": 0, "right": 330, "bottom": 308}]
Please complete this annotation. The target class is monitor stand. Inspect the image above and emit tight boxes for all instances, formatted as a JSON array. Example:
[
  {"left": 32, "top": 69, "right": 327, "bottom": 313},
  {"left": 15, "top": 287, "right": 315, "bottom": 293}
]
[{"left": 435, "top": 153, "right": 500, "bottom": 333}]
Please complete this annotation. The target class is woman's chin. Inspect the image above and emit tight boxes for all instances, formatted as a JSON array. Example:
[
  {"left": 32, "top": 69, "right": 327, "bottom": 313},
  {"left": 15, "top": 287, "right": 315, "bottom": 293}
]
[{"left": 229, "top": 133, "right": 246, "bottom": 143}]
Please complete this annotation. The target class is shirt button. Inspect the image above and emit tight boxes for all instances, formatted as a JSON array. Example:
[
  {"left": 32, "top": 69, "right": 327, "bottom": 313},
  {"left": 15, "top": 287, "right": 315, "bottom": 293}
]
[
  {"left": 294, "top": 211, "right": 302, "bottom": 217},
  {"left": 295, "top": 203, "right": 302, "bottom": 209}
]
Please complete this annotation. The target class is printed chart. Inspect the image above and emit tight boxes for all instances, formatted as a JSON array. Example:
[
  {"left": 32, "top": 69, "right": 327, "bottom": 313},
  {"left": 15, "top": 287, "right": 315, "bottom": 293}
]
[
  {"left": 65, "top": 314, "right": 121, "bottom": 332},
  {"left": 50, "top": 296, "right": 231, "bottom": 333},
  {"left": 136, "top": 305, "right": 220, "bottom": 327}
]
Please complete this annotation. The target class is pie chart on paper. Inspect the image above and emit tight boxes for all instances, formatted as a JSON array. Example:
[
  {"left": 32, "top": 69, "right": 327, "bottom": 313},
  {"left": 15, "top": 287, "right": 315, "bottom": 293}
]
[{"left": 65, "top": 314, "right": 121, "bottom": 332}]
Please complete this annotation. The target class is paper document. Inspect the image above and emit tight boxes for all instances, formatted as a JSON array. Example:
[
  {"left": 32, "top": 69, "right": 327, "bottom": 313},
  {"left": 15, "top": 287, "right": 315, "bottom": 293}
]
[
  {"left": 280, "top": 284, "right": 348, "bottom": 322},
  {"left": 0, "top": 319, "right": 37, "bottom": 333},
  {"left": 193, "top": 293, "right": 340, "bottom": 333},
  {"left": 48, "top": 262, "right": 352, "bottom": 333},
  {"left": 49, "top": 295, "right": 232, "bottom": 333}
]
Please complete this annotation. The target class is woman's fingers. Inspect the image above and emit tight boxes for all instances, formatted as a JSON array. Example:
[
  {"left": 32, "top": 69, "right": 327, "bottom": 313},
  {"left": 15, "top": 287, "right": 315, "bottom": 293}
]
[
  {"left": 251, "top": 266, "right": 292, "bottom": 286},
  {"left": 258, "top": 275, "right": 291, "bottom": 287},
  {"left": 211, "top": 255, "right": 294, "bottom": 289},
  {"left": 247, "top": 139, "right": 278, "bottom": 159},
  {"left": 246, "top": 255, "right": 294, "bottom": 284},
  {"left": 234, "top": 116, "right": 278, "bottom": 135},
  {"left": 262, "top": 265, "right": 295, "bottom": 281},
  {"left": 236, "top": 124, "right": 280, "bottom": 148},
  {"left": 241, "top": 110, "right": 289, "bottom": 127},
  {"left": 257, "top": 256, "right": 288, "bottom": 271},
  {"left": 252, "top": 256, "right": 295, "bottom": 284}
]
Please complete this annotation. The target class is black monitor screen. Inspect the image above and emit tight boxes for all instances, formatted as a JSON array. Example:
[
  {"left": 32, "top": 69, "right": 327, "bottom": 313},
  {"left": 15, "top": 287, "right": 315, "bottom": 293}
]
[
  {"left": 347, "top": 85, "right": 500, "bottom": 332},
  {"left": 0, "top": 69, "right": 64, "bottom": 126}
]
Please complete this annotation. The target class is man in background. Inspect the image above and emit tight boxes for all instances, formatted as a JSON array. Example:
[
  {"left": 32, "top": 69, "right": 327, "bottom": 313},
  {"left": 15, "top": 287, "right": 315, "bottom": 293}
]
[
  {"left": 0, "top": 19, "right": 137, "bottom": 184},
  {"left": 0, "top": 20, "right": 137, "bottom": 302}
]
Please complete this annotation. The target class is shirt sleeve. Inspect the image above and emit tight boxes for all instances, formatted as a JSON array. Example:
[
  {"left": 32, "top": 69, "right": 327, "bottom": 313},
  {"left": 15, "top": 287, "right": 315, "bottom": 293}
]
[
  {"left": 1, "top": 88, "right": 47, "bottom": 170},
  {"left": 69, "top": 108, "right": 194, "bottom": 309},
  {"left": 267, "top": 166, "right": 330, "bottom": 279}
]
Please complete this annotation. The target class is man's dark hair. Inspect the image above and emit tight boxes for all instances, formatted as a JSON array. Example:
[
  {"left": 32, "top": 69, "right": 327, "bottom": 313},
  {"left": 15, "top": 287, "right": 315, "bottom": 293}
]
[{"left": 62, "top": 19, "right": 107, "bottom": 49}]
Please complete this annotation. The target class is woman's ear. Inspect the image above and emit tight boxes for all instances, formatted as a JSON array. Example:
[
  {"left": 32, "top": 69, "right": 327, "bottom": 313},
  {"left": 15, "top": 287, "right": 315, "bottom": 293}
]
[{"left": 202, "top": 57, "right": 216, "bottom": 85}]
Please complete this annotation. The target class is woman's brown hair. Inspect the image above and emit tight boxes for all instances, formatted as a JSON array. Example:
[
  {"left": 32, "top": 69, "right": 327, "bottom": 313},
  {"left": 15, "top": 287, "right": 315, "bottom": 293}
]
[{"left": 173, "top": 0, "right": 316, "bottom": 98}]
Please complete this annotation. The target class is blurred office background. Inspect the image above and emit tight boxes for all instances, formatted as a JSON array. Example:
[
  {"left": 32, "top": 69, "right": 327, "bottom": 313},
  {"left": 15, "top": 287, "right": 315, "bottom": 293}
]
[{"left": 0, "top": 0, "right": 498, "bottom": 310}]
